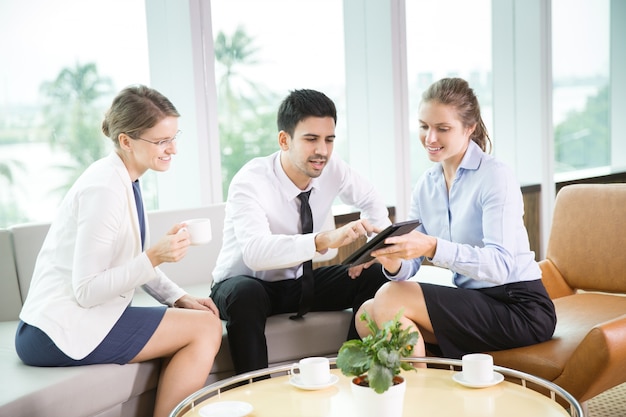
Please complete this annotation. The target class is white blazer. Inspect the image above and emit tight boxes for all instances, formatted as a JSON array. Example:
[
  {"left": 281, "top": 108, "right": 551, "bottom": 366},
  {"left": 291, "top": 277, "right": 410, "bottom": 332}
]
[{"left": 19, "top": 153, "right": 185, "bottom": 359}]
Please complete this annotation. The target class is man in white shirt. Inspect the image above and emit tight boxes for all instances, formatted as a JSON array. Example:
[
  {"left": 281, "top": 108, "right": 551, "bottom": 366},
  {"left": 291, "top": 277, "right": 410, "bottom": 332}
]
[{"left": 211, "top": 89, "right": 392, "bottom": 375}]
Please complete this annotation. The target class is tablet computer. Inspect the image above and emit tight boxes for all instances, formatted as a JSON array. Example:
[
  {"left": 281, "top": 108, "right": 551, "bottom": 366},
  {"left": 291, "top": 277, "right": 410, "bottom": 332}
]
[{"left": 341, "top": 219, "right": 422, "bottom": 266}]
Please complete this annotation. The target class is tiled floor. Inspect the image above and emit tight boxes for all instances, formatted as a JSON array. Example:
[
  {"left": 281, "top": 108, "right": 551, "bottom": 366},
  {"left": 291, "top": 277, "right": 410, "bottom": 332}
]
[{"left": 587, "top": 383, "right": 626, "bottom": 417}]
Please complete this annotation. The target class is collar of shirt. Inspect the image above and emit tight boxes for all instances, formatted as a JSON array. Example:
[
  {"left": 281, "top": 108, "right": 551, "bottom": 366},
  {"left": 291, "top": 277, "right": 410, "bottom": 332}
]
[
  {"left": 460, "top": 140, "right": 484, "bottom": 171},
  {"left": 272, "top": 151, "right": 319, "bottom": 202},
  {"left": 428, "top": 139, "right": 485, "bottom": 185}
]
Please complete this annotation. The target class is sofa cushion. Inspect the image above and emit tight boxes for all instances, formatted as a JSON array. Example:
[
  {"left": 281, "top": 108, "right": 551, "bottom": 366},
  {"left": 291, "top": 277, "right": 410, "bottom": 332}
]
[
  {"left": 147, "top": 205, "right": 225, "bottom": 288},
  {"left": 546, "top": 184, "right": 626, "bottom": 294},
  {"left": 490, "top": 292, "right": 626, "bottom": 381},
  {"left": 265, "top": 310, "right": 352, "bottom": 362},
  {"left": 0, "top": 321, "right": 159, "bottom": 417},
  {"left": 10, "top": 222, "right": 50, "bottom": 303},
  {"left": 0, "top": 230, "right": 22, "bottom": 321}
]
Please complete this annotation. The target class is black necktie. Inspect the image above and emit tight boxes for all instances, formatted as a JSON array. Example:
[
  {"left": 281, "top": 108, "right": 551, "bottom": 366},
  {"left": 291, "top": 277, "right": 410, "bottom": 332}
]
[
  {"left": 290, "top": 190, "right": 314, "bottom": 320},
  {"left": 132, "top": 180, "right": 146, "bottom": 250}
]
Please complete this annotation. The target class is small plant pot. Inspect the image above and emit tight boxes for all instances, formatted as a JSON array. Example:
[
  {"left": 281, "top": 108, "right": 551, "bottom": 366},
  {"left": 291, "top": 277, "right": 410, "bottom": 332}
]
[{"left": 350, "top": 375, "right": 406, "bottom": 417}]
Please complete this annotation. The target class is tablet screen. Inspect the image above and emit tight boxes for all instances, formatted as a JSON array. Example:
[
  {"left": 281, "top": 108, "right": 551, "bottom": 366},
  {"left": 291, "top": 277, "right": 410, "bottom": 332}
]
[{"left": 341, "top": 219, "right": 422, "bottom": 266}]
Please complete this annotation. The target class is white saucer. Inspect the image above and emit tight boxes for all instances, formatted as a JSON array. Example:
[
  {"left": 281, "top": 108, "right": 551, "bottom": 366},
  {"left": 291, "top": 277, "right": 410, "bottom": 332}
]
[
  {"left": 199, "top": 401, "right": 253, "bottom": 417},
  {"left": 452, "top": 371, "right": 504, "bottom": 388},
  {"left": 289, "top": 374, "right": 339, "bottom": 390}
]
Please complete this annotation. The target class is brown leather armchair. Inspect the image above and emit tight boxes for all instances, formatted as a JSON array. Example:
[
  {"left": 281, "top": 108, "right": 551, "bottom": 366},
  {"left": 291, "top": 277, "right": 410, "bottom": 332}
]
[{"left": 488, "top": 183, "right": 626, "bottom": 403}]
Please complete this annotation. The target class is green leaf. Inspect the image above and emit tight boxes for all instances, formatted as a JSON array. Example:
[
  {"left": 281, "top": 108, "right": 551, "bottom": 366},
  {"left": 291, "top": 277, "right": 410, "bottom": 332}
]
[
  {"left": 336, "top": 309, "right": 420, "bottom": 393},
  {"left": 337, "top": 344, "right": 370, "bottom": 377},
  {"left": 368, "top": 362, "right": 394, "bottom": 394},
  {"left": 400, "top": 362, "right": 417, "bottom": 372}
]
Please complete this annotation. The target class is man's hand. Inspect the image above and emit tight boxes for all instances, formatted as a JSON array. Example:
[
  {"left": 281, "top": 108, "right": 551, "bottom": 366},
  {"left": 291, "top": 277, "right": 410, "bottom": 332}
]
[
  {"left": 314, "top": 219, "right": 382, "bottom": 253},
  {"left": 347, "top": 258, "right": 379, "bottom": 279}
]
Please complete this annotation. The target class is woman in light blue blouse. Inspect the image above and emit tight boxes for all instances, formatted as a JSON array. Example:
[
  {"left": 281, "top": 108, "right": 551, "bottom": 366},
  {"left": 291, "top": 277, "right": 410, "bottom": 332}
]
[{"left": 356, "top": 78, "right": 556, "bottom": 359}]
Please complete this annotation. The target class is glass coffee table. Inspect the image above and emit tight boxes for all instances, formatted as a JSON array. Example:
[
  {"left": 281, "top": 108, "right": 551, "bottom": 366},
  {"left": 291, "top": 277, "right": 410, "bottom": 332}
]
[{"left": 169, "top": 357, "right": 583, "bottom": 417}]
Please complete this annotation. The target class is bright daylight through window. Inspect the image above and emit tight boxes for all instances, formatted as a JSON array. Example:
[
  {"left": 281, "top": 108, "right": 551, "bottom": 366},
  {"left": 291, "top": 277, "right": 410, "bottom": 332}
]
[
  {"left": 210, "top": 0, "right": 346, "bottom": 199},
  {"left": 0, "top": 0, "right": 621, "bottom": 229},
  {"left": 552, "top": 0, "right": 610, "bottom": 180},
  {"left": 0, "top": 0, "right": 150, "bottom": 228}
]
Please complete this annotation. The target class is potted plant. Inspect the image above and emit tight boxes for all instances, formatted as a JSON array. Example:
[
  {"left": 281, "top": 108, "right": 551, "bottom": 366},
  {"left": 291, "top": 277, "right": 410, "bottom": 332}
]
[{"left": 336, "top": 310, "right": 420, "bottom": 417}]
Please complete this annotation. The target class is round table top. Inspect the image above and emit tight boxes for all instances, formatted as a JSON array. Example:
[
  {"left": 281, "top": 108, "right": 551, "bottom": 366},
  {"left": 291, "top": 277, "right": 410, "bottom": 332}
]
[{"left": 178, "top": 367, "right": 571, "bottom": 417}]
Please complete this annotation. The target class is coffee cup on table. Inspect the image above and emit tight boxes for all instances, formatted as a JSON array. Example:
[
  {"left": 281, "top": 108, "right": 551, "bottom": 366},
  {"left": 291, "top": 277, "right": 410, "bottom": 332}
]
[
  {"left": 182, "top": 218, "right": 212, "bottom": 245},
  {"left": 290, "top": 357, "right": 331, "bottom": 386},
  {"left": 461, "top": 353, "right": 494, "bottom": 384}
]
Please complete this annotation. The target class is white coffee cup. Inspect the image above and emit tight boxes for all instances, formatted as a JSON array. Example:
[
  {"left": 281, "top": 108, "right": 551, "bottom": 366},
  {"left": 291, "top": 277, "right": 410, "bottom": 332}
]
[
  {"left": 183, "top": 218, "right": 212, "bottom": 245},
  {"left": 290, "top": 357, "right": 330, "bottom": 386},
  {"left": 461, "top": 353, "right": 494, "bottom": 384}
]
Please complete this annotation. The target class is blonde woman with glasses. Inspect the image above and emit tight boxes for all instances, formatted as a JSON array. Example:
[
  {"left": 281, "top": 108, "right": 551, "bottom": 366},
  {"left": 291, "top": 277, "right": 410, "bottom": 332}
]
[{"left": 15, "top": 85, "right": 222, "bottom": 417}]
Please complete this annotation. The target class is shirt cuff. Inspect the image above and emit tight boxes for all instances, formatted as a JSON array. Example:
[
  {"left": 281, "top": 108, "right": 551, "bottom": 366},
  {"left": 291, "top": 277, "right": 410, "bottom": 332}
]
[
  {"left": 383, "top": 259, "right": 412, "bottom": 281},
  {"left": 430, "top": 238, "right": 455, "bottom": 269},
  {"left": 165, "top": 288, "right": 187, "bottom": 307}
]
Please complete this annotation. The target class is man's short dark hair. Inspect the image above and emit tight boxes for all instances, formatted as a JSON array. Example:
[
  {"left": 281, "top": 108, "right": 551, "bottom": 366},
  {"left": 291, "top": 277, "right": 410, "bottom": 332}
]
[{"left": 277, "top": 89, "right": 337, "bottom": 137}]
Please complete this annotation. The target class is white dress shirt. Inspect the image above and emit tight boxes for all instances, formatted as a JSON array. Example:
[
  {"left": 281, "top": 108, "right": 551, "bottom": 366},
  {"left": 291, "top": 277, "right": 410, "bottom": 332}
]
[
  {"left": 212, "top": 151, "right": 390, "bottom": 283},
  {"left": 19, "top": 153, "right": 185, "bottom": 359}
]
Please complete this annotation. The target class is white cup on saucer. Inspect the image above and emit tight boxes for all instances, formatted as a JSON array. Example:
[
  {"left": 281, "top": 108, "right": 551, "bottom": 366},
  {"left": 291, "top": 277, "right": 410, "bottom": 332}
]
[
  {"left": 461, "top": 353, "right": 494, "bottom": 384},
  {"left": 182, "top": 218, "right": 212, "bottom": 245},
  {"left": 290, "top": 357, "right": 330, "bottom": 386}
]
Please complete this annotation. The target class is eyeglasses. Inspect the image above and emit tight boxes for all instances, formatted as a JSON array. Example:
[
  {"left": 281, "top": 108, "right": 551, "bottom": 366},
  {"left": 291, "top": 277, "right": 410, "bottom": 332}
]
[{"left": 126, "top": 130, "right": 181, "bottom": 147}]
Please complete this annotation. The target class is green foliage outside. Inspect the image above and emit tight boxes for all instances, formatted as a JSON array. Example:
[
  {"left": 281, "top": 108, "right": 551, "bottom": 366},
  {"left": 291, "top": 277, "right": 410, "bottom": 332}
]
[
  {"left": 554, "top": 84, "right": 609, "bottom": 172},
  {"left": 0, "top": 198, "right": 29, "bottom": 226},
  {"left": 214, "top": 26, "right": 281, "bottom": 199},
  {"left": 0, "top": 31, "right": 614, "bottom": 227},
  {"left": 39, "top": 62, "right": 114, "bottom": 194},
  {"left": 0, "top": 159, "right": 24, "bottom": 185},
  {"left": 0, "top": 62, "right": 114, "bottom": 227},
  {"left": 0, "top": 159, "right": 28, "bottom": 227}
]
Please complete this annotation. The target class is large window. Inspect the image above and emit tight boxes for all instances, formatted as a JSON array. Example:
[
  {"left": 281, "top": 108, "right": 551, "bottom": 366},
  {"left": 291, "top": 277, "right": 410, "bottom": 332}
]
[
  {"left": 0, "top": 0, "right": 150, "bottom": 228},
  {"left": 552, "top": 0, "right": 610, "bottom": 179},
  {"left": 2, "top": 0, "right": 622, "bottom": 232},
  {"left": 404, "top": 0, "right": 493, "bottom": 185},
  {"left": 210, "top": 0, "right": 346, "bottom": 198}
]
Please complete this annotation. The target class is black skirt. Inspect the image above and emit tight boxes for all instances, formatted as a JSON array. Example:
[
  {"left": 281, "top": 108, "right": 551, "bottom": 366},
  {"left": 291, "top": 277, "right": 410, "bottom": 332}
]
[{"left": 421, "top": 279, "right": 556, "bottom": 359}]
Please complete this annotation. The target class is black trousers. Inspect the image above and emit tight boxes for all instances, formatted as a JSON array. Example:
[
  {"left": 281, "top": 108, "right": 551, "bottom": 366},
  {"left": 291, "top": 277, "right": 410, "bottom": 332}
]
[{"left": 210, "top": 264, "right": 388, "bottom": 375}]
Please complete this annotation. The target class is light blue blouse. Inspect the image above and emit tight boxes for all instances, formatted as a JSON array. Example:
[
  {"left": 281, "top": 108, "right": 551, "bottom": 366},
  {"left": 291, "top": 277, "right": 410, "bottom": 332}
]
[{"left": 391, "top": 141, "right": 541, "bottom": 289}]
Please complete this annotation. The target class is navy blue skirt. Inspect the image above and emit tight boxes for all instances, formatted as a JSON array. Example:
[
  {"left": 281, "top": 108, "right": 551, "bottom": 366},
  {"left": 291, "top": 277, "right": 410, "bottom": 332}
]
[
  {"left": 421, "top": 279, "right": 556, "bottom": 359},
  {"left": 15, "top": 305, "right": 166, "bottom": 366}
]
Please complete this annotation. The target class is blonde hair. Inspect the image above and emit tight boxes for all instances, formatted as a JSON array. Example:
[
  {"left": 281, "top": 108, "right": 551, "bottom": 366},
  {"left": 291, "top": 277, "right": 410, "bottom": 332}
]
[
  {"left": 422, "top": 78, "right": 492, "bottom": 153},
  {"left": 102, "top": 85, "right": 179, "bottom": 148}
]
